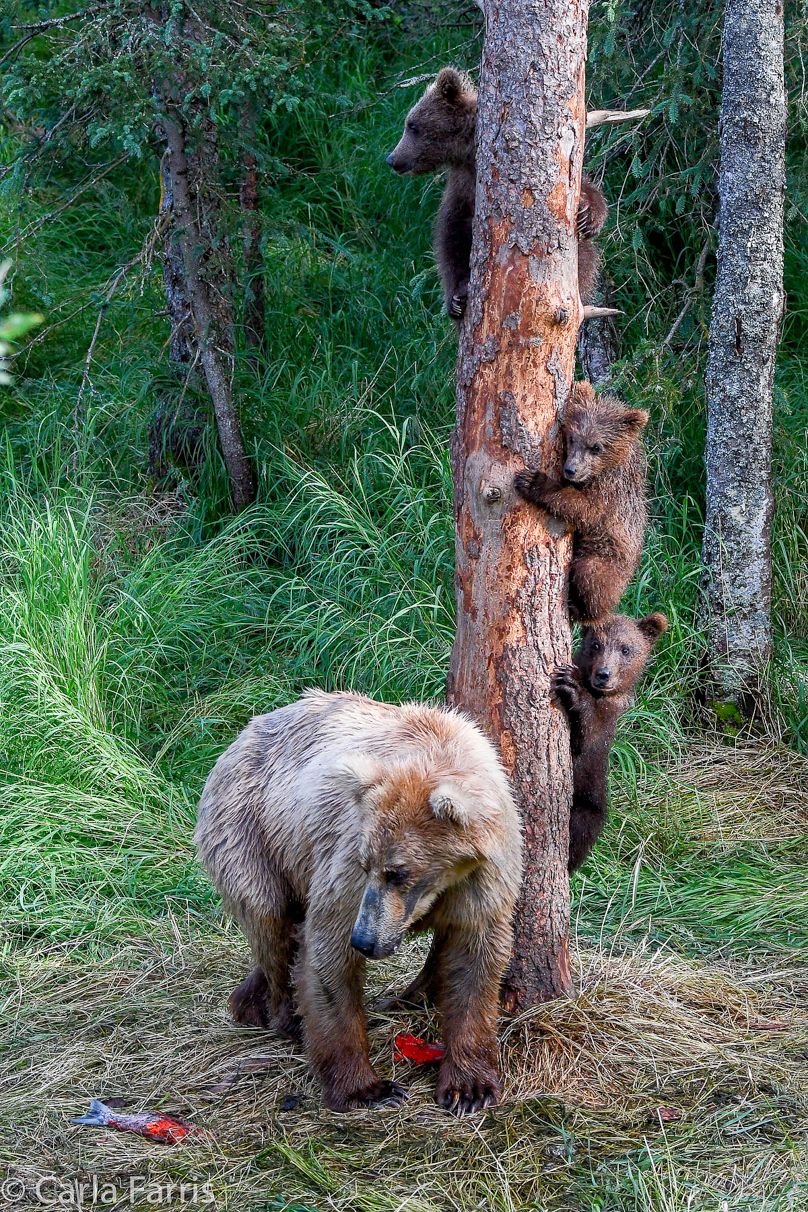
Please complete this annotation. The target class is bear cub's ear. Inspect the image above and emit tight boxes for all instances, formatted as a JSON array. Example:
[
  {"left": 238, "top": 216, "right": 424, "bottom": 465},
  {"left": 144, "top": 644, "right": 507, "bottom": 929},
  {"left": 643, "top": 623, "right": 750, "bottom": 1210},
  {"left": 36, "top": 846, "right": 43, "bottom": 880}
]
[
  {"left": 618, "top": 408, "right": 649, "bottom": 438},
  {"left": 637, "top": 612, "right": 668, "bottom": 644},
  {"left": 434, "top": 67, "right": 465, "bottom": 104},
  {"left": 571, "top": 381, "right": 597, "bottom": 410},
  {"left": 430, "top": 782, "right": 475, "bottom": 826}
]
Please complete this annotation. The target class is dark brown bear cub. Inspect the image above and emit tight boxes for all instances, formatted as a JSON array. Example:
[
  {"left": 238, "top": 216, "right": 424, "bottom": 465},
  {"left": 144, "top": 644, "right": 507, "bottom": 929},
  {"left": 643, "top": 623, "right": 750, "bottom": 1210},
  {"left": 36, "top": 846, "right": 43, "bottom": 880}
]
[
  {"left": 553, "top": 612, "right": 668, "bottom": 872},
  {"left": 386, "top": 67, "right": 608, "bottom": 319},
  {"left": 515, "top": 382, "right": 648, "bottom": 621}
]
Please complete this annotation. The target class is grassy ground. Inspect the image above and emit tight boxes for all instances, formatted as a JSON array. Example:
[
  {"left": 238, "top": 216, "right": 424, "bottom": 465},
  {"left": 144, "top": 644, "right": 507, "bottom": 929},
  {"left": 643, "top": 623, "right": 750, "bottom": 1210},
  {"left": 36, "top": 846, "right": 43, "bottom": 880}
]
[{"left": 2, "top": 4, "right": 808, "bottom": 1209}]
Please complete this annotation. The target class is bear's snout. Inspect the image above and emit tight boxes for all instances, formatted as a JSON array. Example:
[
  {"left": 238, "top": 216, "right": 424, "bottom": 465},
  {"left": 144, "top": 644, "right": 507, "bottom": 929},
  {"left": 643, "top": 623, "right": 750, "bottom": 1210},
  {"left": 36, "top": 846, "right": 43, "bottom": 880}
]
[
  {"left": 385, "top": 153, "right": 395, "bottom": 166},
  {"left": 351, "top": 884, "right": 405, "bottom": 960},
  {"left": 350, "top": 924, "right": 376, "bottom": 957}
]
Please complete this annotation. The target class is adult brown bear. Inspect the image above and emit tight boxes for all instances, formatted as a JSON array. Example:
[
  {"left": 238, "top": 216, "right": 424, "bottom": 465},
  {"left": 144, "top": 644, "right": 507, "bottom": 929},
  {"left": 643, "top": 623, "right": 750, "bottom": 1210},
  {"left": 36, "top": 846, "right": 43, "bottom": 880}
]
[{"left": 195, "top": 690, "right": 522, "bottom": 1116}]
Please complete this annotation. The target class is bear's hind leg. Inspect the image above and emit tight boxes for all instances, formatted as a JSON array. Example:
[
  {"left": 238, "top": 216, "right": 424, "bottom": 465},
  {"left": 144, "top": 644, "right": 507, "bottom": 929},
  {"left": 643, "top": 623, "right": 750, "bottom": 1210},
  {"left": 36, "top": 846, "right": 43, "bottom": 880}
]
[
  {"left": 373, "top": 928, "right": 445, "bottom": 1013},
  {"left": 569, "top": 791, "right": 607, "bottom": 872},
  {"left": 233, "top": 907, "right": 303, "bottom": 1044},
  {"left": 570, "top": 553, "right": 625, "bottom": 622}
]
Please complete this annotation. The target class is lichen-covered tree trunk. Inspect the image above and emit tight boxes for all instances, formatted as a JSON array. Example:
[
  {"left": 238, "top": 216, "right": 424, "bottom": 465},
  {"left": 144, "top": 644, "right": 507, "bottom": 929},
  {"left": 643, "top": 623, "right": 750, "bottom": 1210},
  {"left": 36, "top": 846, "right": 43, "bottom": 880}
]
[
  {"left": 447, "top": 0, "right": 590, "bottom": 1009},
  {"left": 577, "top": 276, "right": 619, "bottom": 386},
  {"left": 161, "top": 113, "right": 256, "bottom": 511},
  {"left": 701, "top": 0, "right": 785, "bottom": 711}
]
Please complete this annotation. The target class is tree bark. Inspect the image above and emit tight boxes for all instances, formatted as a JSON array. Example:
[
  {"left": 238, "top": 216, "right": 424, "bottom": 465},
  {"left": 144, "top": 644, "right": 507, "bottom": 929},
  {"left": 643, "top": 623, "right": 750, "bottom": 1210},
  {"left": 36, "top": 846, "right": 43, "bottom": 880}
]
[
  {"left": 240, "top": 148, "right": 266, "bottom": 363},
  {"left": 161, "top": 113, "right": 256, "bottom": 511},
  {"left": 577, "top": 276, "right": 619, "bottom": 386},
  {"left": 701, "top": 0, "right": 785, "bottom": 711},
  {"left": 447, "top": 0, "right": 590, "bottom": 1009}
]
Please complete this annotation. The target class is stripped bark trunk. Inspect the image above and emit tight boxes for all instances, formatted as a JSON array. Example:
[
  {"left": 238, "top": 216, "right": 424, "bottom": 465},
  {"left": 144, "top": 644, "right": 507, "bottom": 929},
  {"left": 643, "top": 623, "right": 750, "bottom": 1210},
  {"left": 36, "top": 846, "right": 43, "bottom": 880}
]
[
  {"left": 161, "top": 113, "right": 256, "bottom": 511},
  {"left": 447, "top": 0, "right": 589, "bottom": 1008},
  {"left": 701, "top": 0, "right": 785, "bottom": 712}
]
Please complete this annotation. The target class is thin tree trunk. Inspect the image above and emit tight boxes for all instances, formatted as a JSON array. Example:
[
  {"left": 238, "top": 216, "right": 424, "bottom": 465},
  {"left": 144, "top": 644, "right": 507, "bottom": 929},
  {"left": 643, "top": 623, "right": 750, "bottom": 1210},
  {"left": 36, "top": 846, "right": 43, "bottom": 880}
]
[
  {"left": 158, "top": 154, "right": 195, "bottom": 371},
  {"left": 240, "top": 148, "right": 266, "bottom": 362},
  {"left": 701, "top": 0, "right": 785, "bottom": 712},
  {"left": 577, "top": 276, "right": 619, "bottom": 386},
  {"left": 447, "top": 0, "right": 590, "bottom": 1009},
  {"left": 162, "top": 113, "right": 256, "bottom": 511}
]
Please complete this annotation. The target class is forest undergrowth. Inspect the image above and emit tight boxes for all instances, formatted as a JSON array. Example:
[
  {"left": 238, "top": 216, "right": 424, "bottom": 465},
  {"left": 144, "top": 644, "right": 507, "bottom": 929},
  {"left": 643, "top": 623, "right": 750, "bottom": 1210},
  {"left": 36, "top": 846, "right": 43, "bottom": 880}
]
[{"left": 1, "top": 2, "right": 807, "bottom": 1209}]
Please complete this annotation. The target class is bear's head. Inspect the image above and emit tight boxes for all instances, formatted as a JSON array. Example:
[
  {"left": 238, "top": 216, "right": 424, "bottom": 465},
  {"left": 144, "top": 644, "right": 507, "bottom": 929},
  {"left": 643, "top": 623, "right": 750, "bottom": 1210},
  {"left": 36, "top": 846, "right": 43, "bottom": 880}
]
[
  {"left": 386, "top": 67, "right": 477, "bottom": 176},
  {"left": 562, "top": 382, "right": 648, "bottom": 485},
  {"left": 336, "top": 752, "right": 513, "bottom": 960},
  {"left": 576, "top": 612, "right": 668, "bottom": 696}
]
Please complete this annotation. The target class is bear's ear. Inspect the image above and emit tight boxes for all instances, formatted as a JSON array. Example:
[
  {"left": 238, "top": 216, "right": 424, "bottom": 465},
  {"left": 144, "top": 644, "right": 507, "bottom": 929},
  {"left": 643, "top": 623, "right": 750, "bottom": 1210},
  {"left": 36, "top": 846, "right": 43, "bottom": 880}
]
[
  {"left": 618, "top": 408, "right": 649, "bottom": 438},
  {"left": 434, "top": 67, "right": 465, "bottom": 104},
  {"left": 637, "top": 612, "right": 668, "bottom": 644},
  {"left": 333, "top": 753, "right": 384, "bottom": 801},
  {"left": 429, "top": 782, "right": 475, "bottom": 827},
  {"left": 572, "top": 381, "right": 597, "bottom": 411}
]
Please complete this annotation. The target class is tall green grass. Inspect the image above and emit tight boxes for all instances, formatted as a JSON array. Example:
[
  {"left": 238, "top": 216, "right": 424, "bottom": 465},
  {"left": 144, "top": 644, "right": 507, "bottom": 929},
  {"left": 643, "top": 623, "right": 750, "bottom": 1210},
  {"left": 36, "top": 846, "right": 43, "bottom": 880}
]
[{"left": 1, "top": 0, "right": 808, "bottom": 967}]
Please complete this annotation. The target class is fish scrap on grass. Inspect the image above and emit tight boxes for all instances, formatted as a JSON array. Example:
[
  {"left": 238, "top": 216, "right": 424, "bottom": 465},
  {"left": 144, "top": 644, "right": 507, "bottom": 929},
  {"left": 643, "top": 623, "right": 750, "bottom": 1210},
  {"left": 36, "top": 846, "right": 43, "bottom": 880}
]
[{"left": 72, "top": 1099, "right": 202, "bottom": 1144}]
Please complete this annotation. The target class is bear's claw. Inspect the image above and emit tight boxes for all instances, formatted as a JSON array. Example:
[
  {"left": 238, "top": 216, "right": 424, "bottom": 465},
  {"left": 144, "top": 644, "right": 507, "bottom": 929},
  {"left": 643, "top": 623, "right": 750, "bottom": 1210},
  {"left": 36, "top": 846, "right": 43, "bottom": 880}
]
[
  {"left": 437, "top": 1065, "right": 501, "bottom": 1117},
  {"left": 327, "top": 1078, "right": 409, "bottom": 1112},
  {"left": 439, "top": 1083, "right": 499, "bottom": 1116},
  {"left": 552, "top": 665, "right": 582, "bottom": 706},
  {"left": 449, "top": 293, "right": 467, "bottom": 318},
  {"left": 514, "top": 468, "right": 549, "bottom": 501}
]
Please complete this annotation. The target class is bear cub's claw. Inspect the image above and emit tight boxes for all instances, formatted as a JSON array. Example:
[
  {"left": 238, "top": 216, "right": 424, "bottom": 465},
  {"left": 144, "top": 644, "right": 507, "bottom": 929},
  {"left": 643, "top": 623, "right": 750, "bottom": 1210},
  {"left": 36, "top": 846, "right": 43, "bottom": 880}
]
[
  {"left": 514, "top": 468, "right": 549, "bottom": 502},
  {"left": 552, "top": 665, "right": 583, "bottom": 705},
  {"left": 449, "top": 292, "right": 467, "bottom": 318}
]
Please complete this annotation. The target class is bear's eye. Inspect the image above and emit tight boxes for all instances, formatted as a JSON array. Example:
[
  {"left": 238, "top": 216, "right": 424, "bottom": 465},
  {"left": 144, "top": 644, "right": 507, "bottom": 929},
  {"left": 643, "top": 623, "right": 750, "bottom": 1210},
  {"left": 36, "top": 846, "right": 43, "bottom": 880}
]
[
  {"left": 590, "top": 443, "right": 603, "bottom": 455},
  {"left": 621, "top": 645, "right": 631, "bottom": 656},
  {"left": 591, "top": 641, "right": 601, "bottom": 652},
  {"left": 407, "top": 122, "right": 420, "bottom": 136},
  {"left": 384, "top": 869, "right": 409, "bottom": 887}
]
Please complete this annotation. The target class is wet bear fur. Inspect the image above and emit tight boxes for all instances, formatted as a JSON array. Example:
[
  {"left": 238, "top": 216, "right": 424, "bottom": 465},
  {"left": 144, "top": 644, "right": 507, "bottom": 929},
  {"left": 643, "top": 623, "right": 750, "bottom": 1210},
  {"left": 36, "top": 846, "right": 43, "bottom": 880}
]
[
  {"left": 514, "top": 382, "right": 648, "bottom": 622},
  {"left": 553, "top": 612, "right": 668, "bottom": 871},
  {"left": 386, "top": 67, "right": 608, "bottom": 319},
  {"left": 195, "top": 690, "right": 522, "bottom": 1116}
]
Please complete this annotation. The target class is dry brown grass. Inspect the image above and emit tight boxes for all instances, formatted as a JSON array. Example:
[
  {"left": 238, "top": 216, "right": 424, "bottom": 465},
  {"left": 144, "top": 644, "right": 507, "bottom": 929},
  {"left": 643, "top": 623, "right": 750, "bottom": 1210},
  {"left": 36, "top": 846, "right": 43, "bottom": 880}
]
[
  {"left": 616, "top": 742, "right": 808, "bottom": 855},
  {"left": 2, "top": 929, "right": 806, "bottom": 1211}
]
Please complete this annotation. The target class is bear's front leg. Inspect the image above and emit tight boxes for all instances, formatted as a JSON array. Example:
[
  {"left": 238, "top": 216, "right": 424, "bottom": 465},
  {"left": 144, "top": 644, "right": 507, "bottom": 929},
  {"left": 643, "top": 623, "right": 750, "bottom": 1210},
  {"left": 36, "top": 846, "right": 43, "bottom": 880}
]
[
  {"left": 514, "top": 468, "right": 553, "bottom": 505},
  {"left": 432, "top": 922, "right": 510, "bottom": 1116},
  {"left": 296, "top": 913, "right": 408, "bottom": 1112}
]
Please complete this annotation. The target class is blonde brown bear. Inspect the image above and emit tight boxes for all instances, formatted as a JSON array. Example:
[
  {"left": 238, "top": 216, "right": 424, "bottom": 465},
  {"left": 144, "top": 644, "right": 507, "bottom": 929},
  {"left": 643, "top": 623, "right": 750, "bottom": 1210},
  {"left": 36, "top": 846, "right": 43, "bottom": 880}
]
[{"left": 195, "top": 690, "right": 522, "bottom": 1115}]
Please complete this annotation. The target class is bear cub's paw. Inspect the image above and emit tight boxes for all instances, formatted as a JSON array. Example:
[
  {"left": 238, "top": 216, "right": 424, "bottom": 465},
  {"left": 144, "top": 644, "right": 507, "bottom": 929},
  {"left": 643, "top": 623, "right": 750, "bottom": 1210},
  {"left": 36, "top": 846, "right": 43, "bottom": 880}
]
[
  {"left": 449, "top": 291, "right": 468, "bottom": 319},
  {"left": 551, "top": 664, "right": 584, "bottom": 708},
  {"left": 325, "top": 1077, "right": 409, "bottom": 1113},
  {"left": 514, "top": 468, "right": 549, "bottom": 502},
  {"left": 436, "top": 1062, "right": 502, "bottom": 1116}
]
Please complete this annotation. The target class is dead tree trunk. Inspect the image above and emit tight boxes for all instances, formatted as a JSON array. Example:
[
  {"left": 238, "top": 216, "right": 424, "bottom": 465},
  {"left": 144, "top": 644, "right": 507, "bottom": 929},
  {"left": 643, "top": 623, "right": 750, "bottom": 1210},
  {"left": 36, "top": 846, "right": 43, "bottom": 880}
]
[
  {"left": 447, "top": 0, "right": 590, "bottom": 1008},
  {"left": 701, "top": 0, "right": 785, "bottom": 712},
  {"left": 161, "top": 114, "right": 256, "bottom": 511}
]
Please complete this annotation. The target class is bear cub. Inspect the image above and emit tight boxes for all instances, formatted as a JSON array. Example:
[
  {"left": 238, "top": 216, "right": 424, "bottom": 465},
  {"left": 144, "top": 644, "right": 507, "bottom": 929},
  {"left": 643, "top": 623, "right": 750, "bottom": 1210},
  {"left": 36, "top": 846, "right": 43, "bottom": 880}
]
[
  {"left": 553, "top": 612, "right": 668, "bottom": 872},
  {"left": 387, "top": 67, "right": 608, "bottom": 320},
  {"left": 196, "top": 690, "right": 522, "bottom": 1116},
  {"left": 515, "top": 382, "right": 648, "bottom": 621}
]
